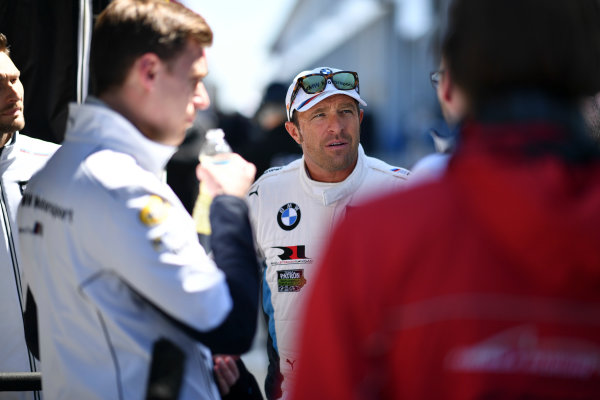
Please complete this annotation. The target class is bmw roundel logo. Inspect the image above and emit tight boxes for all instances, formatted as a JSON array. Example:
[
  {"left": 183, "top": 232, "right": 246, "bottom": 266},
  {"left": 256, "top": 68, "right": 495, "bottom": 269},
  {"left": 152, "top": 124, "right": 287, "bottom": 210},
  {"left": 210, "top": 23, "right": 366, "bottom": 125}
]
[{"left": 277, "top": 203, "right": 301, "bottom": 231}]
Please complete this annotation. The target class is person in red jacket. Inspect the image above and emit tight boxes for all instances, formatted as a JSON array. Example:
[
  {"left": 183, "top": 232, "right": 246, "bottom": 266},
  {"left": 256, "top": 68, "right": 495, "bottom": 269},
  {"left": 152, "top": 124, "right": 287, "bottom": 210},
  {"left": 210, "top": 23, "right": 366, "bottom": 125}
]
[{"left": 290, "top": 0, "right": 600, "bottom": 399}]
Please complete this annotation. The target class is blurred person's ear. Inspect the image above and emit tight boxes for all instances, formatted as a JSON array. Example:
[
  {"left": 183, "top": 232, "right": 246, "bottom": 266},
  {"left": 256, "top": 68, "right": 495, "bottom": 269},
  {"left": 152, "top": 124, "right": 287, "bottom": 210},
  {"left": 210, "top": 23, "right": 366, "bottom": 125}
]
[
  {"left": 134, "top": 53, "right": 161, "bottom": 91},
  {"left": 440, "top": 70, "right": 469, "bottom": 126}
]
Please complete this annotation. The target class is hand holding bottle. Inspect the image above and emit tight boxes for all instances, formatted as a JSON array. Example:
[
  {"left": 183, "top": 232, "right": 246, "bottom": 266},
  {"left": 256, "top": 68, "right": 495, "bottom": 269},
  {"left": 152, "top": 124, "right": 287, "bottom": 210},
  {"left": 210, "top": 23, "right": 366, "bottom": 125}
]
[
  {"left": 196, "top": 153, "right": 256, "bottom": 199},
  {"left": 192, "top": 129, "right": 255, "bottom": 235}
]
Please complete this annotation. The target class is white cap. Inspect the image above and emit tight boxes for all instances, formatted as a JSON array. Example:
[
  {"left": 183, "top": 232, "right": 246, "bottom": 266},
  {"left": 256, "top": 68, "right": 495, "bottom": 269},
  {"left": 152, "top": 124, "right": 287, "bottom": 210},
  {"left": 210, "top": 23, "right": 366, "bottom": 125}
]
[{"left": 285, "top": 67, "right": 367, "bottom": 121}]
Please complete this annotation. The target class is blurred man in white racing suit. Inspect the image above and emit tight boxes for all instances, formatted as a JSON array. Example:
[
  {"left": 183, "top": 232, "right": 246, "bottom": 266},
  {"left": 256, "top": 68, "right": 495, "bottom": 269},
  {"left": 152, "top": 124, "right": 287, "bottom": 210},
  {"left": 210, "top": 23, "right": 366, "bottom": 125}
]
[{"left": 17, "top": 1, "right": 258, "bottom": 399}]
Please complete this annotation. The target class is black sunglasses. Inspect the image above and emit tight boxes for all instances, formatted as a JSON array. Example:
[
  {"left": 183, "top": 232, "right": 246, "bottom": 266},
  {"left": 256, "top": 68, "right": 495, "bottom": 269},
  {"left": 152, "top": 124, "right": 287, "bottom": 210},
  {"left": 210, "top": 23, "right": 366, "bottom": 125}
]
[{"left": 289, "top": 71, "right": 360, "bottom": 114}]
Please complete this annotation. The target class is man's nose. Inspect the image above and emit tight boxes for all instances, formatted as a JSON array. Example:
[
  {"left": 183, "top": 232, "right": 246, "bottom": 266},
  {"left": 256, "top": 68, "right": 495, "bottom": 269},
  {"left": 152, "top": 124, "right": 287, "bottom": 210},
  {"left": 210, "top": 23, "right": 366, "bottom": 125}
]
[
  {"left": 326, "top": 113, "right": 344, "bottom": 133},
  {"left": 4, "top": 81, "right": 21, "bottom": 102},
  {"left": 193, "top": 82, "right": 210, "bottom": 111}
]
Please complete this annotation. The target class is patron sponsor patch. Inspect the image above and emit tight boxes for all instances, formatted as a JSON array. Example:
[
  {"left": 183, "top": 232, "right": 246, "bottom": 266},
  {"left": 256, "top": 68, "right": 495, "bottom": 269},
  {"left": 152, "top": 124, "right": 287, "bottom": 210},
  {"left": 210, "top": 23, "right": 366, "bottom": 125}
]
[{"left": 277, "top": 269, "right": 307, "bottom": 292}]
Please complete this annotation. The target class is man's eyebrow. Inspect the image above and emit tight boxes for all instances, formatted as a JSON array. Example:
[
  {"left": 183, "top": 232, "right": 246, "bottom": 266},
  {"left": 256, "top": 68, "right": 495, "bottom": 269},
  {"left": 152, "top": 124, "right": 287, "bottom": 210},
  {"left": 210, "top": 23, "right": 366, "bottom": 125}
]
[
  {"left": 309, "top": 106, "right": 327, "bottom": 114},
  {"left": 307, "top": 101, "right": 357, "bottom": 115},
  {"left": 0, "top": 71, "right": 20, "bottom": 81}
]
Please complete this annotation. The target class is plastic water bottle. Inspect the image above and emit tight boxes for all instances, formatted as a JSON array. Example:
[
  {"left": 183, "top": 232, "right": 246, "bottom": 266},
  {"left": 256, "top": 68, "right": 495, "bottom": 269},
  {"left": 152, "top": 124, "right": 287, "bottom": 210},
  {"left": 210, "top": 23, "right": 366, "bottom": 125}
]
[{"left": 192, "top": 129, "right": 232, "bottom": 235}]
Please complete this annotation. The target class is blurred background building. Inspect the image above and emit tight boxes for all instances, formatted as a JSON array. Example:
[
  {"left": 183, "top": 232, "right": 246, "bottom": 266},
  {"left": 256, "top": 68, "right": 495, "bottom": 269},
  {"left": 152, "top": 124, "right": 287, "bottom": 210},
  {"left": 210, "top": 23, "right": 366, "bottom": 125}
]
[{"left": 0, "top": 0, "right": 454, "bottom": 169}]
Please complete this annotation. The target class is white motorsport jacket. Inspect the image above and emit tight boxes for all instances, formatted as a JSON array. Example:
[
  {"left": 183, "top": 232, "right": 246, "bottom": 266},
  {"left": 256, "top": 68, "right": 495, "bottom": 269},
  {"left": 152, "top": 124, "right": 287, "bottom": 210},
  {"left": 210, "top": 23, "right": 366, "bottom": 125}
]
[
  {"left": 0, "top": 132, "right": 57, "bottom": 400},
  {"left": 247, "top": 145, "right": 410, "bottom": 398},
  {"left": 17, "top": 100, "right": 231, "bottom": 400}
]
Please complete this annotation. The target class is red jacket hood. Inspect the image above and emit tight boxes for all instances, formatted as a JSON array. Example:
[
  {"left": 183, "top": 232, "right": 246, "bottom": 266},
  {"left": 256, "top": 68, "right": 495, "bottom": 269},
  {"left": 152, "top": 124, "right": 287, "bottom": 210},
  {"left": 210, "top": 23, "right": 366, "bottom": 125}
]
[{"left": 448, "top": 120, "right": 600, "bottom": 284}]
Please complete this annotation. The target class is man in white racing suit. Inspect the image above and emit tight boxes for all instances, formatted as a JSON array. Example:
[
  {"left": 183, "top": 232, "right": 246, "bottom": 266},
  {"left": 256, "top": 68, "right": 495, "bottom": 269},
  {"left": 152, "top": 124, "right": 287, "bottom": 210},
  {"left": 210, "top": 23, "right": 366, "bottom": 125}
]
[
  {"left": 247, "top": 67, "right": 410, "bottom": 399},
  {"left": 0, "top": 32, "right": 58, "bottom": 400},
  {"left": 17, "top": 2, "right": 257, "bottom": 399}
]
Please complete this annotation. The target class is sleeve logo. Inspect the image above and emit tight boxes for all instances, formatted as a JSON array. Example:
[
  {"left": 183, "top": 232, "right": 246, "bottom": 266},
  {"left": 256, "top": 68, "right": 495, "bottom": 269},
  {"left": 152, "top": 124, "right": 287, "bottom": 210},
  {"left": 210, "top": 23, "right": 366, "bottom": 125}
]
[{"left": 139, "top": 195, "right": 170, "bottom": 226}]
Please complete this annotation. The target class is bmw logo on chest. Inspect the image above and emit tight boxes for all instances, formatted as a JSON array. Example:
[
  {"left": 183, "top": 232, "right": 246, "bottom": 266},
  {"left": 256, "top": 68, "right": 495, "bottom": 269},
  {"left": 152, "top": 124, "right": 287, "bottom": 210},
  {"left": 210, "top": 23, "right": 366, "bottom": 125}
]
[{"left": 277, "top": 203, "right": 301, "bottom": 231}]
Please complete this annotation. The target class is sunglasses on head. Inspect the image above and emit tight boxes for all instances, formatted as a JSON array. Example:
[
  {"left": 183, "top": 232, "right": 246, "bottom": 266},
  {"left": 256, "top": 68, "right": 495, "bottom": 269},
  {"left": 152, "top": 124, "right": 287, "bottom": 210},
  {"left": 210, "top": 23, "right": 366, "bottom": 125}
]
[{"left": 289, "top": 71, "right": 360, "bottom": 113}]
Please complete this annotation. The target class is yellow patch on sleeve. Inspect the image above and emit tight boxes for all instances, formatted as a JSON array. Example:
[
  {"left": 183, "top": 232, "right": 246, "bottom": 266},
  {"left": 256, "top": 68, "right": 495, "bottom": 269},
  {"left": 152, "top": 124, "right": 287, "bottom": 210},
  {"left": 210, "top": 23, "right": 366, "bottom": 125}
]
[{"left": 139, "top": 195, "right": 171, "bottom": 226}]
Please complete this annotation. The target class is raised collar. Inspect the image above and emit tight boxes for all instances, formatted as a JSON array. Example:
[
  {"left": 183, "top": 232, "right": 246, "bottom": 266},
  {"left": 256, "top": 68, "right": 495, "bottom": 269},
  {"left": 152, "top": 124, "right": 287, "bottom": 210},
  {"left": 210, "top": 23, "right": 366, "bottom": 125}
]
[
  {"left": 298, "top": 144, "right": 367, "bottom": 205},
  {"left": 64, "top": 98, "right": 176, "bottom": 176},
  {"left": 0, "top": 132, "right": 19, "bottom": 175}
]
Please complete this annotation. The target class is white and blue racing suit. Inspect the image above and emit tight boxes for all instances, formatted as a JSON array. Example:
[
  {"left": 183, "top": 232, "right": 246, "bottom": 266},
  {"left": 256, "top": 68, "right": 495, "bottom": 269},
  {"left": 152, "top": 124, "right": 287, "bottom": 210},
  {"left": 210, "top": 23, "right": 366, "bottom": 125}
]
[{"left": 247, "top": 145, "right": 410, "bottom": 399}]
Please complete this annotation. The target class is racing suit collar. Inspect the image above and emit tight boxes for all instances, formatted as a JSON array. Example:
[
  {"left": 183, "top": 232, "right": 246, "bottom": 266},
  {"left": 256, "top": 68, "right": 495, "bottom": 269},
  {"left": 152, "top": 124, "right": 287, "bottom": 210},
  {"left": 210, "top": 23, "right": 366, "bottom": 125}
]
[
  {"left": 0, "top": 131, "right": 18, "bottom": 176},
  {"left": 65, "top": 98, "right": 177, "bottom": 176},
  {"left": 299, "top": 144, "right": 367, "bottom": 206}
]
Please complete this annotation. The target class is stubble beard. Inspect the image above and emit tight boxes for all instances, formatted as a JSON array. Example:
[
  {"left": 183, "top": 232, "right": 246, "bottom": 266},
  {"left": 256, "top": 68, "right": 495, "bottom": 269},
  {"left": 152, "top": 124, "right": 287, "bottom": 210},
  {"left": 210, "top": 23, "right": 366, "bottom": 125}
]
[
  {"left": 326, "top": 143, "right": 358, "bottom": 172},
  {"left": 299, "top": 129, "right": 359, "bottom": 173},
  {"left": 0, "top": 119, "right": 24, "bottom": 136}
]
